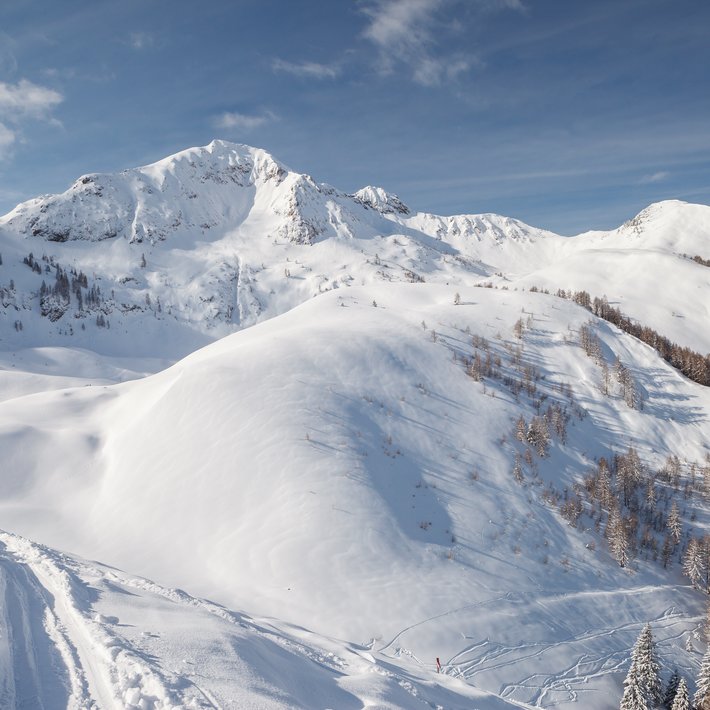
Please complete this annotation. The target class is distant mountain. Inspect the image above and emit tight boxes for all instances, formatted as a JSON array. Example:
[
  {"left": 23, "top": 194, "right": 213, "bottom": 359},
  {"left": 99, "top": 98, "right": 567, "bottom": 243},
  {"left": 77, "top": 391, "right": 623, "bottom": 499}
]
[{"left": 1, "top": 140, "right": 707, "bottom": 359}]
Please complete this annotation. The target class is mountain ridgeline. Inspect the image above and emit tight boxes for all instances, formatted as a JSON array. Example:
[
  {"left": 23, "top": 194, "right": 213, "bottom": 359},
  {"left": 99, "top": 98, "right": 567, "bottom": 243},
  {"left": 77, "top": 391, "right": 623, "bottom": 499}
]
[{"left": 0, "top": 139, "right": 707, "bottom": 362}]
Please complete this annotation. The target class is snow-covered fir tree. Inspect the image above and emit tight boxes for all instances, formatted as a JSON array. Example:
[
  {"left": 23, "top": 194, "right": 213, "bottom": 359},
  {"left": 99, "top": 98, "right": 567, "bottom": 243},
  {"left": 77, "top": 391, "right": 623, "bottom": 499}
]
[
  {"left": 670, "top": 677, "right": 689, "bottom": 710},
  {"left": 695, "top": 646, "right": 710, "bottom": 710},
  {"left": 663, "top": 668, "right": 680, "bottom": 710},
  {"left": 667, "top": 502, "right": 682, "bottom": 545},
  {"left": 683, "top": 537, "right": 707, "bottom": 591},
  {"left": 608, "top": 509, "right": 630, "bottom": 568},
  {"left": 620, "top": 623, "right": 662, "bottom": 710}
]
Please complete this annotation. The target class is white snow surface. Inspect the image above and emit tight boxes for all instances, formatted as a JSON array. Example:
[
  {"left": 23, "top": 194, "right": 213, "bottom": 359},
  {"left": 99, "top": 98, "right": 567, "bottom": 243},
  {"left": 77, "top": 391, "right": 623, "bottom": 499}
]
[{"left": 0, "top": 142, "right": 708, "bottom": 708}]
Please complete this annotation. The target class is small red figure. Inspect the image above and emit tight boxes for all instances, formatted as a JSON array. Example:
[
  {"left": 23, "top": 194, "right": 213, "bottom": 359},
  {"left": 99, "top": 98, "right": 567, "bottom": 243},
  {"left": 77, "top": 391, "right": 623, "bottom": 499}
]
[{"left": 436, "top": 657, "right": 441, "bottom": 673}]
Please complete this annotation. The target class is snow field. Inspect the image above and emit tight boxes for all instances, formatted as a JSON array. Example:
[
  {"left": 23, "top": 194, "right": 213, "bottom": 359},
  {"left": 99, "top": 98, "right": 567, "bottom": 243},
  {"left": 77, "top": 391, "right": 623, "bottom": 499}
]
[{"left": 0, "top": 282, "right": 707, "bottom": 706}]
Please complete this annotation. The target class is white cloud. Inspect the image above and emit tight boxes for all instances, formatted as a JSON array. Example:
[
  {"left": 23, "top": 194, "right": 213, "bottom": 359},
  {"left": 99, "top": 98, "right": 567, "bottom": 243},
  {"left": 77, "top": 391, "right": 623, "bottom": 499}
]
[
  {"left": 360, "top": 0, "right": 523, "bottom": 85},
  {"left": 0, "top": 79, "right": 63, "bottom": 118},
  {"left": 413, "top": 56, "right": 471, "bottom": 86},
  {"left": 129, "top": 32, "right": 155, "bottom": 50},
  {"left": 214, "top": 111, "right": 276, "bottom": 131},
  {"left": 362, "top": 0, "right": 442, "bottom": 49},
  {"left": 360, "top": 0, "right": 475, "bottom": 86},
  {"left": 272, "top": 58, "right": 340, "bottom": 80},
  {"left": 640, "top": 171, "right": 669, "bottom": 184},
  {"left": 0, "top": 79, "right": 63, "bottom": 159}
]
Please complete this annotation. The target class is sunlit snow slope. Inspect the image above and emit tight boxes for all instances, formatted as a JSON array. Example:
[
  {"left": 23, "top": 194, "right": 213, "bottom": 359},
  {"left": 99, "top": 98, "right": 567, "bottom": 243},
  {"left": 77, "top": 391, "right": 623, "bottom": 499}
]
[
  {"left": 0, "top": 141, "right": 709, "bottom": 708},
  {"left": 0, "top": 283, "right": 708, "bottom": 708}
]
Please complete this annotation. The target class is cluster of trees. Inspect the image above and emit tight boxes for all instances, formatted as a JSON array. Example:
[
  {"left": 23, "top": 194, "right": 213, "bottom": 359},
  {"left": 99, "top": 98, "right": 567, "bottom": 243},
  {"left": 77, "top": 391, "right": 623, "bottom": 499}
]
[
  {"left": 22, "top": 252, "right": 42, "bottom": 274},
  {"left": 515, "top": 404, "right": 569, "bottom": 454},
  {"left": 555, "top": 444, "right": 710, "bottom": 580},
  {"left": 555, "top": 289, "right": 710, "bottom": 387},
  {"left": 620, "top": 624, "right": 686, "bottom": 709},
  {"left": 455, "top": 298, "right": 707, "bottom": 586},
  {"left": 38, "top": 264, "right": 95, "bottom": 322},
  {"left": 463, "top": 329, "right": 556, "bottom": 409},
  {"left": 579, "top": 322, "right": 642, "bottom": 408},
  {"left": 688, "top": 254, "right": 710, "bottom": 268},
  {"left": 20, "top": 251, "right": 109, "bottom": 324},
  {"left": 619, "top": 622, "right": 710, "bottom": 709}
]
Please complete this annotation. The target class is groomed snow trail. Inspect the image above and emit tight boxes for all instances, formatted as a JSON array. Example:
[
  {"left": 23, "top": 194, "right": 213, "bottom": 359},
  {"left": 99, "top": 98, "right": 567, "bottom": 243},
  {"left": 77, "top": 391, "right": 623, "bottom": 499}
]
[
  {"left": 0, "top": 541, "right": 90, "bottom": 709},
  {"left": 0, "top": 532, "right": 205, "bottom": 709}
]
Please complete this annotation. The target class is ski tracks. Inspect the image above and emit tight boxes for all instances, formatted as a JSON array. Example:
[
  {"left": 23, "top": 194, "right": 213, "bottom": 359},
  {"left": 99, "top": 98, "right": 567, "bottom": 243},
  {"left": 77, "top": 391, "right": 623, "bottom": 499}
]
[
  {"left": 0, "top": 531, "right": 213, "bottom": 709},
  {"left": 379, "top": 587, "right": 696, "bottom": 708},
  {"left": 0, "top": 541, "right": 92, "bottom": 709}
]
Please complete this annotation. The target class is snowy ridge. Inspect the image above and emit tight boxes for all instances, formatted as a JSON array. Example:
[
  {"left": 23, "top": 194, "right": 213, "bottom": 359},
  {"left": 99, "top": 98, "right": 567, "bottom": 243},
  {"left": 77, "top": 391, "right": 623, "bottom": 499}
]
[
  {"left": 0, "top": 141, "right": 707, "bottom": 358},
  {"left": 354, "top": 185, "right": 411, "bottom": 215}
]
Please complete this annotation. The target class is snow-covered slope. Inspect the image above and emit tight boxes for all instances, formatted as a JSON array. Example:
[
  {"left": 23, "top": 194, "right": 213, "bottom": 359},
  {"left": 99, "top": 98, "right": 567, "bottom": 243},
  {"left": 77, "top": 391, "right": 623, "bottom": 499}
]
[
  {"left": 0, "top": 283, "right": 708, "bottom": 707},
  {"left": 0, "top": 142, "right": 709, "bottom": 708},
  {"left": 1, "top": 530, "right": 518, "bottom": 709}
]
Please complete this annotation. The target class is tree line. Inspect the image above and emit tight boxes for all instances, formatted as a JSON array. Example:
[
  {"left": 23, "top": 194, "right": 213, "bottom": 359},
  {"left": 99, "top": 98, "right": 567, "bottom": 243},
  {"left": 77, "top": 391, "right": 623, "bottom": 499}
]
[{"left": 553, "top": 288, "right": 710, "bottom": 387}]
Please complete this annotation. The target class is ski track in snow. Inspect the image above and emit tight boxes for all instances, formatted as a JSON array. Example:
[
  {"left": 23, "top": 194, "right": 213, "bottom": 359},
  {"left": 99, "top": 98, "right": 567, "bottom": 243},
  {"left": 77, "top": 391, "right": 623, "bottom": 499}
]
[
  {"left": 0, "top": 532, "right": 214, "bottom": 708},
  {"left": 0, "top": 542, "right": 91, "bottom": 709},
  {"left": 1, "top": 530, "right": 511, "bottom": 710},
  {"left": 378, "top": 587, "right": 698, "bottom": 708}
]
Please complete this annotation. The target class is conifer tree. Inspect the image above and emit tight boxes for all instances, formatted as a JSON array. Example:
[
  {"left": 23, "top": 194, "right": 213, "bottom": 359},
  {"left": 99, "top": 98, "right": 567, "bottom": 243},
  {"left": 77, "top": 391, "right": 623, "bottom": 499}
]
[
  {"left": 663, "top": 669, "right": 680, "bottom": 708},
  {"left": 667, "top": 502, "right": 682, "bottom": 545},
  {"left": 608, "top": 510, "right": 630, "bottom": 568},
  {"left": 670, "top": 677, "right": 689, "bottom": 710},
  {"left": 696, "top": 646, "right": 710, "bottom": 710},
  {"left": 620, "top": 623, "right": 662, "bottom": 710},
  {"left": 683, "top": 537, "right": 706, "bottom": 590}
]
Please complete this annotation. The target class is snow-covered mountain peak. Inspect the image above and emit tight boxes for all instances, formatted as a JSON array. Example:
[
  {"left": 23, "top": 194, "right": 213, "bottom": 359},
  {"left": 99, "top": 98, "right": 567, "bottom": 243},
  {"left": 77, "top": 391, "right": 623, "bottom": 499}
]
[
  {"left": 610, "top": 199, "right": 710, "bottom": 254},
  {"left": 0, "top": 140, "right": 708, "bottom": 358},
  {"left": 0, "top": 140, "right": 294, "bottom": 245},
  {"left": 354, "top": 185, "right": 411, "bottom": 215},
  {"left": 137, "top": 139, "right": 289, "bottom": 188}
]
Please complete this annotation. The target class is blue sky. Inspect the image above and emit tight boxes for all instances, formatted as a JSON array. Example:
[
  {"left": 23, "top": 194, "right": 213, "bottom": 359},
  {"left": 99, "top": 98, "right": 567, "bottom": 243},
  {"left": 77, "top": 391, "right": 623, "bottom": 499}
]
[{"left": 0, "top": 0, "right": 708, "bottom": 234}]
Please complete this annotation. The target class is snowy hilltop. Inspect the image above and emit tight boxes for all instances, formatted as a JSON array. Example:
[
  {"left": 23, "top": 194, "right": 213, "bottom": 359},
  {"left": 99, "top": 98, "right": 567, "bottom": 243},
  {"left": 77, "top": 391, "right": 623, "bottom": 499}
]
[{"left": 0, "top": 142, "right": 709, "bottom": 708}]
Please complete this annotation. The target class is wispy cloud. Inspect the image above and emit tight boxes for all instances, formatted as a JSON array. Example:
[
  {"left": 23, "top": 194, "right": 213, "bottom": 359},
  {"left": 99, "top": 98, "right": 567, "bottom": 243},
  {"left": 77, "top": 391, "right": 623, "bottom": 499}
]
[
  {"left": 272, "top": 58, "right": 340, "bottom": 79},
  {"left": 0, "top": 32, "right": 18, "bottom": 75},
  {"left": 0, "top": 79, "right": 63, "bottom": 158},
  {"left": 495, "top": 0, "right": 526, "bottom": 10},
  {"left": 0, "top": 122, "right": 15, "bottom": 151},
  {"left": 360, "top": 0, "right": 484, "bottom": 86},
  {"left": 213, "top": 110, "right": 276, "bottom": 131},
  {"left": 0, "top": 79, "right": 63, "bottom": 118},
  {"left": 413, "top": 55, "right": 472, "bottom": 86},
  {"left": 640, "top": 171, "right": 669, "bottom": 184},
  {"left": 362, "top": 0, "right": 442, "bottom": 48}
]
